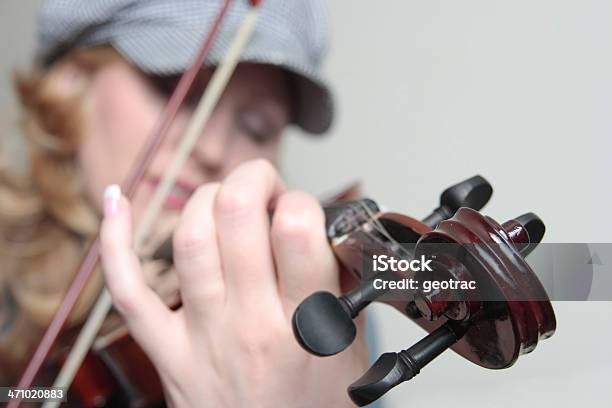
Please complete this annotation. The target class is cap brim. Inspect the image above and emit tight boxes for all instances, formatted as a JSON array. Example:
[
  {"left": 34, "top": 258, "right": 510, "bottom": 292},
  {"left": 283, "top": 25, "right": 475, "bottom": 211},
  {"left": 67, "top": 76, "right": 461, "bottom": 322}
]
[{"left": 111, "top": 27, "right": 334, "bottom": 134}]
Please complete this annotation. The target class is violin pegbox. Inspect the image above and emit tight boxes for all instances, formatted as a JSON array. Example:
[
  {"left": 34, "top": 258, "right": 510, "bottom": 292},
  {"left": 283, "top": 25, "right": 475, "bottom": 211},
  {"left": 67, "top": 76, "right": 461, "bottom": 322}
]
[
  {"left": 292, "top": 176, "right": 556, "bottom": 406},
  {"left": 293, "top": 175, "right": 493, "bottom": 357}
]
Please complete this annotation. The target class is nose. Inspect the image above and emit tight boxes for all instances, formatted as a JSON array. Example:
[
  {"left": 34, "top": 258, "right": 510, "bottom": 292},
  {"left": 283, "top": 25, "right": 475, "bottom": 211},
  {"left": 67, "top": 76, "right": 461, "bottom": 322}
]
[{"left": 190, "top": 116, "right": 230, "bottom": 174}]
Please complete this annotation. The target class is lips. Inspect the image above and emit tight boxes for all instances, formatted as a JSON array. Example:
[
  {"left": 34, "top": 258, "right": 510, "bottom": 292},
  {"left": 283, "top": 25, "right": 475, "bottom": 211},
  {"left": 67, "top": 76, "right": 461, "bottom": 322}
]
[{"left": 147, "top": 177, "right": 198, "bottom": 210}]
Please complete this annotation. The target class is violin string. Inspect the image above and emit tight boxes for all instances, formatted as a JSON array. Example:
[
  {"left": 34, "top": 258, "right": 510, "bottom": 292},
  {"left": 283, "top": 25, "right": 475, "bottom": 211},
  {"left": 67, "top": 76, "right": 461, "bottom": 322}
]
[
  {"left": 41, "top": 4, "right": 263, "bottom": 405},
  {"left": 355, "top": 200, "right": 412, "bottom": 259}
]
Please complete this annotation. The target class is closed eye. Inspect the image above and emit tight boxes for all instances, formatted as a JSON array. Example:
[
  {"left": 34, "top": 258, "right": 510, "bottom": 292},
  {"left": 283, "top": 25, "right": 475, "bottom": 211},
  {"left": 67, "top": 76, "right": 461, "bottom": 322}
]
[{"left": 237, "top": 109, "right": 280, "bottom": 144}]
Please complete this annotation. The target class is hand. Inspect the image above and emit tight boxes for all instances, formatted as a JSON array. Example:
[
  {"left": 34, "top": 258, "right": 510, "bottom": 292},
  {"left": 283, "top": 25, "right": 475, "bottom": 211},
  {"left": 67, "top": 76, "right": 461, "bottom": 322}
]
[{"left": 100, "top": 159, "right": 369, "bottom": 408}]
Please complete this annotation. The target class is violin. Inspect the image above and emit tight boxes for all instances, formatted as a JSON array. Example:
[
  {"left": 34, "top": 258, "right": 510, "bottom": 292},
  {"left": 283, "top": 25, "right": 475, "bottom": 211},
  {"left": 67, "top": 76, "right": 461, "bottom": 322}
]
[
  {"left": 8, "top": 1, "right": 556, "bottom": 407},
  {"left": 43, "top": 175, "right": 554, "bottom": 407}
]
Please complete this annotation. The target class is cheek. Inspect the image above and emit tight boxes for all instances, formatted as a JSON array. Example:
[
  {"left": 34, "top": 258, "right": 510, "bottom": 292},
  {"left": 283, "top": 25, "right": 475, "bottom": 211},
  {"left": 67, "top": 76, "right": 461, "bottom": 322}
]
[{"left": 78, "top": 69, "right": 161, "bottom": 212}]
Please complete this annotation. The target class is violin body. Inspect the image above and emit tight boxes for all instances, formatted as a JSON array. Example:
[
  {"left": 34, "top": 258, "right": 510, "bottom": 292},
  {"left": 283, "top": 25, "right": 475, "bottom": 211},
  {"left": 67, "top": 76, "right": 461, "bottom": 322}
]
[{"left": 40, "top": 317, "right": 162, "bottom": 408}]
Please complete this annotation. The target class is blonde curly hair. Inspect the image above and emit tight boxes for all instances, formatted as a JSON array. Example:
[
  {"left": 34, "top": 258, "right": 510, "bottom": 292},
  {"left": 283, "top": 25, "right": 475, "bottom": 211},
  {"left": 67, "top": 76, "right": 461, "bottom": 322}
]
[{"left": 0, "top": 46, "right": 121, "bottom": 379}]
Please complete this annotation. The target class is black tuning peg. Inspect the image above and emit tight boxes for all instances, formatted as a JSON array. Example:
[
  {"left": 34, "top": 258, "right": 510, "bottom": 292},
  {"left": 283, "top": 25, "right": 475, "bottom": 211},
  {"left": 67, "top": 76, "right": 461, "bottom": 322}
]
[
  {"left": 293, "top": 271, "right": 395, "bottom": 357},
  {"left": 502, "top": 212, "right": 546, "bottom": 257},
  {"left": 348, "top": 322, "right": 465, "bottom": 406},
  {"left": 292, "top": 291, "right": 356, "bottom": 357},
  {"left": 422, "top": 175, "right": 493, "bottom": 229},
  {"left": 515, "top": 213, "right": 545, "bottom": 244}
]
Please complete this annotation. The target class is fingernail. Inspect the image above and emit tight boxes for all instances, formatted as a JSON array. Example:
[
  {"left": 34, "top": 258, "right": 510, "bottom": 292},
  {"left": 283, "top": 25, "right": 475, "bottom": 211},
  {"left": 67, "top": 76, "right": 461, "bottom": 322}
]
[{"left": 103, "top": 184, "right": 121, "bottom": 216}]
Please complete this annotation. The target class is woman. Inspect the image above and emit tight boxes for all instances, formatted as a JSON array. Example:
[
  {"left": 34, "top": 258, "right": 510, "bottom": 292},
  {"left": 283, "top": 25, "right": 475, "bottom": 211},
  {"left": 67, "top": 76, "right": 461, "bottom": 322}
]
[{"left": 0, "top": 0, "right": 369, "bottom": 406}]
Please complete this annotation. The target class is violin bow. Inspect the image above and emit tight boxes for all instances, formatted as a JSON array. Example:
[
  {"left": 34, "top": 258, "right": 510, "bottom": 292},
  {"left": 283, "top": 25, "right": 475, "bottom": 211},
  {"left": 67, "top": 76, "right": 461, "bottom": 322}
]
[{"left": 10, "top": 1, "right": 264, "bottom": 406}]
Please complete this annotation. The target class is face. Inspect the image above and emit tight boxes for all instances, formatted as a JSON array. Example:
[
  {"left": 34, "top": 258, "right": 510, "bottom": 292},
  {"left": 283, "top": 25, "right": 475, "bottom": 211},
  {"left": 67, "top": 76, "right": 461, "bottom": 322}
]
[{"left": 76, "top": 59, "right": 291, "bottom": 225}]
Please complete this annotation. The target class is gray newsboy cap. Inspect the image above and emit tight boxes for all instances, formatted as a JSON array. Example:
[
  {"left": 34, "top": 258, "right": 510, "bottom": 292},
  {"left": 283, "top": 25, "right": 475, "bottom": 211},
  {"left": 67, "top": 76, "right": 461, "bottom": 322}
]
[{"left": 36, "top": 0, "right": 333, "bottom": 134}]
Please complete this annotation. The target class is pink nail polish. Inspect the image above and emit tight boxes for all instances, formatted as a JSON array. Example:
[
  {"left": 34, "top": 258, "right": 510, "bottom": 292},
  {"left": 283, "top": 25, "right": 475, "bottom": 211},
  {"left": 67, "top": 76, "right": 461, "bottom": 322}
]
[{"left": 103, "top": 185, "right": 121, "bottom": 216}]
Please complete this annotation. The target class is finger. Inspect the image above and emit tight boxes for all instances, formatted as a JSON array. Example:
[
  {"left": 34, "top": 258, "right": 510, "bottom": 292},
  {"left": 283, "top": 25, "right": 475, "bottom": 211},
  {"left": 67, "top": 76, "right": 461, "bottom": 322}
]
[
  {"left": 173, "top": 182, "right": 224, "bottom": 324},
  {"left": 100, "top": 185, "right": 178, "bottom": 357},
  {"left": 271, "top": 191, "right": 340, "bottom": 316},
  {"left": 213, "top": 159, "right": 285, "bottom": 309}
]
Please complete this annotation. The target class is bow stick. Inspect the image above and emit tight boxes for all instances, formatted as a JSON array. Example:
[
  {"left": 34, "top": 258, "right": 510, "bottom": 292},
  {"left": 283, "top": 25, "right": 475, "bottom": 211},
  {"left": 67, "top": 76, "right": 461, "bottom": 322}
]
[
  {"left": 10, "top": 1, "right": 263, "bottom": 406},
  {"left": 43, "top": 4, "right": 262, "bottom": 403}
]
